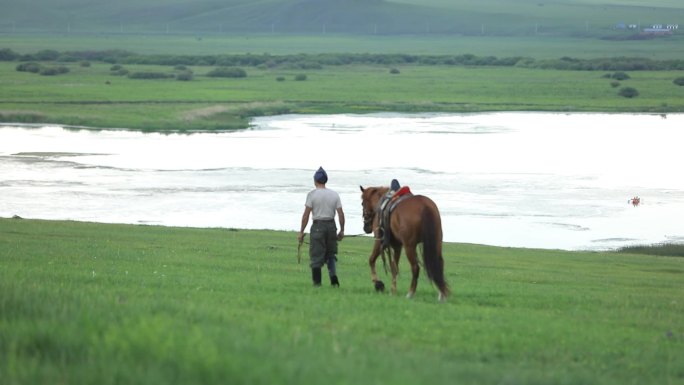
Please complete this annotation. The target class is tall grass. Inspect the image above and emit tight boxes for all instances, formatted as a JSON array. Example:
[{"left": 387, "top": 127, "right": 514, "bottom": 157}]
[
  {"left": 618, "top": 243, "right": 684, "bottom": 257},
  {"left": 1, "top": 218, "right": 683, "bottom": 385}
]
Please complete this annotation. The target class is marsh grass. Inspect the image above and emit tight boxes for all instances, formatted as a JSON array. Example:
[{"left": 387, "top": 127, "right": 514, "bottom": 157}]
[
  {"left": 1, "top": 218, "right": 682, "bottom": 385},
  {"left": 0, "top": 110, "right": 45, "bottom": 123},
  {"left": 180, "top": 105, "right": 233, "bottom": 121},
  {"left": 618, "top": 243, "right": 684, "bottom": 257}
]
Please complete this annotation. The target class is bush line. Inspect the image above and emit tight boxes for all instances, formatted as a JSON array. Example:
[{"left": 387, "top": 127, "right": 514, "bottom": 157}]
[{"left": 3, "top": 48, "right": 684, "bottom": 71}]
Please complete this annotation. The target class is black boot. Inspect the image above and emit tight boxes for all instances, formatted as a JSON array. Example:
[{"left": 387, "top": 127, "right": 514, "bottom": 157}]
[
  {"left": 330, "top": 275, "right": 340, "bottom": 287},
  {"left": 312, "top": 268, "right": 322, "bottom": 287}
]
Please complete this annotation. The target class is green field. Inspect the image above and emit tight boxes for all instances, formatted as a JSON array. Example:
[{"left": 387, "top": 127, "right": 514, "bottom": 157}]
[
  {"left": 3, "top": 0, "right": 684, "bottom": 59},
  {"left": 2, "top": 60, "right": 684, "bottom": 131},
  {"left": 1, "top": 218, "right": 682, "bottom": 384},
  {"left": 2, "top": 34, "right": 684, "bottom": 59},
  {"left": 2, "top": 0, "right": 684, "bottom": 130}
]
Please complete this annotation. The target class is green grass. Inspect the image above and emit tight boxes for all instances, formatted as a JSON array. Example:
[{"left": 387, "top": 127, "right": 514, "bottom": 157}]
[
  {"left": 3, "top": 61, "right": 684, "bottom": 131},
  {"left": 1, "top": 217, "right": 683, "bottom": 384},
  {"left": 3, "top": 34, "right": 684, "bottom": 59},
  {"left": 3, "top": 0, "right": 684, "bottom": 132}
]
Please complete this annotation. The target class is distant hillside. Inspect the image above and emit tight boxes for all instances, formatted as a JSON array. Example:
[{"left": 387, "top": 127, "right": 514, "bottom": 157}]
[{"left": 1, "top": 0, "right": 683, "bottom": 37}]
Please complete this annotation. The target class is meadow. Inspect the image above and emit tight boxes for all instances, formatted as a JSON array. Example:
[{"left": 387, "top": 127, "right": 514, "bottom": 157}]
[
  {"left": 2, "top": 59, "right": 684, "bottom": 131},
  {"left": 2, "top": 34, "right": 684, "bottom": 59},
  {"left": 2, "top": 0, "right": 684, "bottom": 131},
  {"left": 1, "top": 217, "right": 682, "bottom": 384}
]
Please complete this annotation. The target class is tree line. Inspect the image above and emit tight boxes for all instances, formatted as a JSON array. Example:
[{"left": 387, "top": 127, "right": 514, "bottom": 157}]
[{"left": 2, "top": 48, "right": 684, "bottom": 71}]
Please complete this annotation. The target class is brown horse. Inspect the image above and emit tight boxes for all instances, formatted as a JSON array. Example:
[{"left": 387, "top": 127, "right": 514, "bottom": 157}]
[{"left": 359, "top": 186, "right": 449, "bottom": 302}]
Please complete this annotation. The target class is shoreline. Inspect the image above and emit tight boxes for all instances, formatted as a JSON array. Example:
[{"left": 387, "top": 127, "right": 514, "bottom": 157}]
[
  {"left": 3, "top": 110, "right": 683, "bottom": 133},
  {"left": 2, "top": 216, "right": 683, "bottom": 256}
]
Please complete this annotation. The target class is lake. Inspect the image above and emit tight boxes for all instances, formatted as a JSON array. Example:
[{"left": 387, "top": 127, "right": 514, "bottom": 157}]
[{"left": 2, "top": 112, "right": 683, "bottom": 251}]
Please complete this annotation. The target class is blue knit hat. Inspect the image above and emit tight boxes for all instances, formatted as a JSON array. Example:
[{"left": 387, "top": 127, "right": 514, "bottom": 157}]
[{"left": 314, "top": 167, "right": 328, "bottom": 184}]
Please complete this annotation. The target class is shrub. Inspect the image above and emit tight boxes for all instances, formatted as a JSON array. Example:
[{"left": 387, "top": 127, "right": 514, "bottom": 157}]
[
  {"left": 294, "top": 74, "right": 307, "bottom": 81},
  {"left": 610, "top": 81, "right": 620, "bottom": 88},
  {"left": 611, "top": 72, "right": 630, "bottom": 80},
  {"left": 276, "top": 76, "right": 285, "bottom": 82},
  {"left": 206, "top": 67, "right": 247, "bottom": 78},
  {"left": 110, "top": 64, "right": 123, "bottom": 71},
  {"left": 127, "top": 72, "right": 174, "bottom": 79},
  {"left": 174, "top": 65, "right": 188, "bottom": 71},
  {"left": 16, "top": 62, "right": 42, "bottom": 73},
  {"left": 389, "top": 68, "right": 400, "bottom": 74},
  {"left": 618, "top": 87, "right": 639, "bottom": 98},
  {"left": 176, "top": 71, "right": 193, "bottom": 81},
  {"left": 80, "top": 61, "right": 91, "bottom": 67},
  {"left": 673, "top": 77, "right": 684, "bottom": 86},
  {"left": 0, "top": 48, "right": 19, "bottom": 61},
  {"left": 39, "top": 66, "right": 70, "bottom": 76}
]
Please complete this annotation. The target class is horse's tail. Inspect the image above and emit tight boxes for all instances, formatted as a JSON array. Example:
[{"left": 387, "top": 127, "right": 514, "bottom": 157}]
[{"left": 421, "top": 207, "right": 449, "bottom": 296}]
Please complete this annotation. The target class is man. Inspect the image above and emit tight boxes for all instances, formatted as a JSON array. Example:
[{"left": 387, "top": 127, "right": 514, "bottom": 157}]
[{"left": 298, "top": 166, "right": 345, "bottom": 287}]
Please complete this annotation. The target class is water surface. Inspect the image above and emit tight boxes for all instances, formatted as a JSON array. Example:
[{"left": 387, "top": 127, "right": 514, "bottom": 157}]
[{"left": 2, "top": 112, "right": 683, "bottom": 250}]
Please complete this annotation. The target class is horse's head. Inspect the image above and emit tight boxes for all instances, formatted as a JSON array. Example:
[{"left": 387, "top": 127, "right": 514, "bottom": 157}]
[{"left": 359, "top": 185, "right": 389, "bottom": 234}]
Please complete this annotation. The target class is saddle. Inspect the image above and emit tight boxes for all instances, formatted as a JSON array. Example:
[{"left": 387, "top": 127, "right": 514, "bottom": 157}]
[{"left": 378, "top": 185, "right": 412, "bottom": 249}]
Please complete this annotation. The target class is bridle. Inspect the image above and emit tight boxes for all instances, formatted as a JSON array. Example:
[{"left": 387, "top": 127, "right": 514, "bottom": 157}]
[
  {"left": 362, "top": 206, "right": 375, "bottom": 230},
  {"left": 362, "top": 200, "right": 385, "bottom": 241}
]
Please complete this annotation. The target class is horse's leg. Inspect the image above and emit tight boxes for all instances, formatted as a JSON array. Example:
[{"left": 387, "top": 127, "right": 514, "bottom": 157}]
[
  {"left": 368, "top": 239, "right": 385, "bottom": 292},
  {"left": 390, "top": 245, "right": 401, "bottom": 295},
  {"left": 405, "top": 244, "right": 420, "bottom": 299}
]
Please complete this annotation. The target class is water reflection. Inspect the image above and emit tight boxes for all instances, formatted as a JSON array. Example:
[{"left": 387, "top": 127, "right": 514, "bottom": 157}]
[{"left": 2, "top": 113, "right": 683, "bottom": 250}]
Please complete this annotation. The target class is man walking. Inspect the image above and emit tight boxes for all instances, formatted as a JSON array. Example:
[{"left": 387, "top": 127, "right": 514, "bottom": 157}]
[{"left": 298, "top": 167, "right": 345, "bottom": 287}]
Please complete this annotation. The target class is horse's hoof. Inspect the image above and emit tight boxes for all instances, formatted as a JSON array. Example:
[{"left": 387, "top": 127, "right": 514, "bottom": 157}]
[
  {"left": 406, "top": 291, "right": 415, "bottom": 299},
  {"left": 374, "top": 280, "right": 385, "bottom": 292},
  {"left": 438, "top": 293, "right": 447, "bottom": 303}
]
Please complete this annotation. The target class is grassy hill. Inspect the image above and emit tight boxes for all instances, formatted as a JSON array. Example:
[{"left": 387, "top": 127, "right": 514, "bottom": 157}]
[{"left": 1, "top": 0, "right": 683, "bottom": 37}]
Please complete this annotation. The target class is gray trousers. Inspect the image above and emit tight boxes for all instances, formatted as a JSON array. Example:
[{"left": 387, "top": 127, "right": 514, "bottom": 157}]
[{"left": 309, "top": 220, "right": 338, "bottom": 275}]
